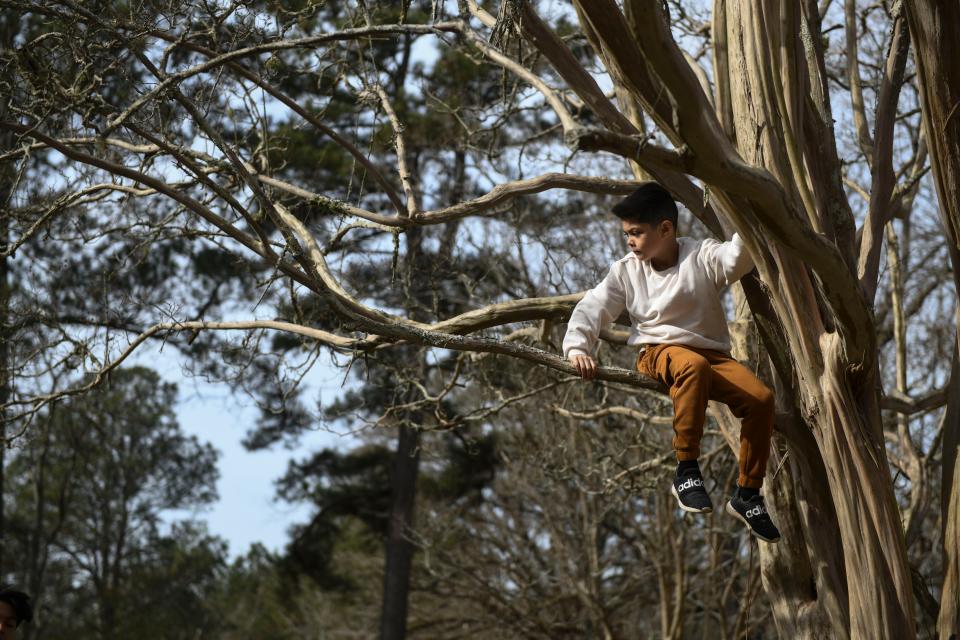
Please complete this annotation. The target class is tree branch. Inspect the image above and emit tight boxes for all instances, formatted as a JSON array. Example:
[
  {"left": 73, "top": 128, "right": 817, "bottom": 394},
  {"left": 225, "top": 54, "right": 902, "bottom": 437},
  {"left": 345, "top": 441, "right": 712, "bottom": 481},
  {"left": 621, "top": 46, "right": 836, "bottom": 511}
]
[{"left": 857, "top": 10, "right": 911, "bottom": 301}]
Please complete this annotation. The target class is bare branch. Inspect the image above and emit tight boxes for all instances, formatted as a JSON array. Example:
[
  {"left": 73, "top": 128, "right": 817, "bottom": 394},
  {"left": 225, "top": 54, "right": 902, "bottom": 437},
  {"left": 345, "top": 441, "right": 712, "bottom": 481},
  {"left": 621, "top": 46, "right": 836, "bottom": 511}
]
[
  {"left": 413, "top": 173, "right": 643, "bottom": 224},
  {"left": 369, "top": 84, "right": 419, "bottom": 215},
  {"left": 103, "top": 22, "right": 465, "bottom": 136},
  {"left": 552, "top": 405, "right": 673, "bottom": 426},
  {"left": 881, "top": 387, "right": 949, "bottom": 415},
  {"left": 844, "top": 0, "right": 876, "bottom": 160},
  {"left": 0, "top": 319, "right": 374, "bottom": 419},
  {"left": 0, "top": 121, "right": 311, "bottom": 283},
  {"left": 856, "top": 9, "right": 911, "bottom": 301}
]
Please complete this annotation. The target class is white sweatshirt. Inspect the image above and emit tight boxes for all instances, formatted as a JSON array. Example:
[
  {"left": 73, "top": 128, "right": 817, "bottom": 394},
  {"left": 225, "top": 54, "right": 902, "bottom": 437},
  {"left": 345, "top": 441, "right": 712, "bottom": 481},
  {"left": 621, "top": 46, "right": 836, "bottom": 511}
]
[{"left": 562, "top": 234, "right": 754, "bottom": 358}]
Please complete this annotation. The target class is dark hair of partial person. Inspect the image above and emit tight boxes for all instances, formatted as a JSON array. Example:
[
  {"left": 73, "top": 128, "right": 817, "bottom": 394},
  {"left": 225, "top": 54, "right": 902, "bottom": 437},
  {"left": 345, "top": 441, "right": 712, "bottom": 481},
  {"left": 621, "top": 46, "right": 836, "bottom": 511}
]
[
  {"left": 0, "top": 586, "right": 33, "bottom": 625},
  {"left": 611, "top": 182, "right": 679, "bottom": 230}
]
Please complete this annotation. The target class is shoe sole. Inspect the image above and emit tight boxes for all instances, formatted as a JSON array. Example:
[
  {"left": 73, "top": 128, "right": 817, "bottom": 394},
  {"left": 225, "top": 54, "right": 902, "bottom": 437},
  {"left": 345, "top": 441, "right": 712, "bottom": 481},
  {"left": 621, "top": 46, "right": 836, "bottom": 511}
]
[
  {"left": 725, "top": 501, "right": 780, "bottom": 543},
  {"left": 671, "top": 484, "right": 713, "bottom": 513}
]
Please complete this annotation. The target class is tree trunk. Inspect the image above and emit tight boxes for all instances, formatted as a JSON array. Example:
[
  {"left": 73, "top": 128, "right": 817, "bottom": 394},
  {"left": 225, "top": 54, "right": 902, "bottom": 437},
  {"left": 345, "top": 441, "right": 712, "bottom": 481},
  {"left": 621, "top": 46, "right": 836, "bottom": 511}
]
[
  {"left": 379, "top": 421, "right": 421, "bottom": 640},
  {"left": 562, "top": 0, "right": 918, "bottom": 632},
  {"left": 941, "top": 344, "right": 960, "bottom": 639},
  {"left": 813, "top": 342, "right": 915, "bottom": 637},
  {"left": 718, "top": 3, "right": 915, "bottom": 634},
  {"left": 0, "top": 8, "right": 17, "bottom": 582},
  {"left": 0, "top": 171, "right": 7, "bottom": 580},
  {"left": 904, "top": 4, "right": 960, "bottom": 637},
  {"left": 726, "top": 286, "right": 849, "bottom": 638}
]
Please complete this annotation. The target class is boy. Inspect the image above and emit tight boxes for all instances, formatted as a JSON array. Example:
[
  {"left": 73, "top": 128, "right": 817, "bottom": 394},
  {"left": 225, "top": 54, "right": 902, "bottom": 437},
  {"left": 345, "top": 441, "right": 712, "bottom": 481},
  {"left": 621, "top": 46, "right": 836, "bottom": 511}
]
[
  {"left": 563, "top": 183, "right": 780, "bottom": 543},
  {"left": 0, "top": 586, "right": 32, "bottom": 639}
]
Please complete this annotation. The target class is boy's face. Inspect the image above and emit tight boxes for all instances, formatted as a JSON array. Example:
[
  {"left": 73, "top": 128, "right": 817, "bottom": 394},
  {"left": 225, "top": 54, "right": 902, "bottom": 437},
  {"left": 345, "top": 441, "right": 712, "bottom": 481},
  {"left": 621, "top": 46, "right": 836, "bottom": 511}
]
[
  {"left": 621, "top": 218, "right": 673, "bottom": 261},
  {"left": 0, "top": 601, "right": 19, "bottom": 639}
]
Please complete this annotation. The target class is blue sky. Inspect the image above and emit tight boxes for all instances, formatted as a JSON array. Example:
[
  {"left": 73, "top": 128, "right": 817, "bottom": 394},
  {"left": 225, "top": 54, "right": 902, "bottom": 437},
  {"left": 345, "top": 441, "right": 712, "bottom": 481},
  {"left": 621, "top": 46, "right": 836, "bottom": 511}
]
[{"left": 136, "top": 342, "right": 356, "bottom": 558}]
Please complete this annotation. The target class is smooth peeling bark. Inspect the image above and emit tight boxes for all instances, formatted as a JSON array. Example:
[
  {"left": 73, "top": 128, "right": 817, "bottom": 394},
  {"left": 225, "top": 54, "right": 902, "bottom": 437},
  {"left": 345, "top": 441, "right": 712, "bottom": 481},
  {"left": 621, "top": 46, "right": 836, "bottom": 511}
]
[
  {"left": 720, "top": 2, "right": 915, "bottom": 636},
  {"left": 758, "top": 449, "right": 843, "bottom": 639},
  {"left": 797, "top": 0, "right": 860, "bottom": 262},
  {"left": 728, "top": 287, "right": 850, "bottom": 638},
  {"left": 775, "top": 418, "right": 852, "bottom": 639},
  {"left": 815, "top": 334, "right": 915, "bottom": 637},
  {"left": 943, "top": 394, "right": 960, "bottom": 638},
  {"left": 709, "top": 397, "right": 849, "bottom": 639},
  {"left": 581, "top": 2, "right": 864, "bottom": 637},
  {"left": 904, "top": 4, "right": 960, "bottom": 636},
  {"left": 762, "top": 368, "right": 851, "bottom": 638},
  {"left": 939, "top": 343, "right": 960, "bottom": 639}
]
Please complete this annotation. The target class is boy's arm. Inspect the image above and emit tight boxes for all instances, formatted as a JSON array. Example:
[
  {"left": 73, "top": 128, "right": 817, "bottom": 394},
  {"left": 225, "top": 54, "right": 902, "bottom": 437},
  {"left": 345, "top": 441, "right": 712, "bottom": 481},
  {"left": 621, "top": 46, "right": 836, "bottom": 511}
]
[
  {"left": 562, "top": 266, "right": 627, "bottom": 361},
  {"left": 698, "top": 232, "right": 755, "bottom": 288}
]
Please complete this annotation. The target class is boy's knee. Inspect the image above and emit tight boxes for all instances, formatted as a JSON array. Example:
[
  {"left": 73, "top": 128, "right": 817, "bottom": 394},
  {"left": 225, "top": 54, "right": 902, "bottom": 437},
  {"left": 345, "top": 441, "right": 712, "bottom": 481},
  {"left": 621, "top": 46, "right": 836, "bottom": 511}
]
[
  {"left": 679, "top": 355, "right": 711, "bottom": 378},
  {"left": 757, "top": 386, "right": 775, "bottom": 411},
  {"left": 752, "top": 387, "right": 776, "bottom": 427},
  {"left": 736, "top": 386, "right": 775, "bottom": 423}
]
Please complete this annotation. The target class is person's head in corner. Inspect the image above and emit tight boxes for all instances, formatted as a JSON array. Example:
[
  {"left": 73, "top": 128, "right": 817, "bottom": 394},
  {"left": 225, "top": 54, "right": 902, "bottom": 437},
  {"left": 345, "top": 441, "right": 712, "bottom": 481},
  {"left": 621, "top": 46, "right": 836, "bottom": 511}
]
[
  {"left": 0, "top": 587, "right": 33, "bottom": 639},
  {"left": 612, "top": 182, "right": 679, "bottom": 265}
]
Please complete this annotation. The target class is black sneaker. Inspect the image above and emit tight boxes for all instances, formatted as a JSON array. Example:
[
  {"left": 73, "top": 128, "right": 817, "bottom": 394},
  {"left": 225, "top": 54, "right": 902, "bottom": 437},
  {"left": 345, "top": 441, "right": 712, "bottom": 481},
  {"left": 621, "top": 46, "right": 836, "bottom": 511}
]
[
  {"left": 671, "top": 470, "right": 713, "bottom": 513},
  {"left": 726, "top": 493, "right": 781, "bottom": 542}
]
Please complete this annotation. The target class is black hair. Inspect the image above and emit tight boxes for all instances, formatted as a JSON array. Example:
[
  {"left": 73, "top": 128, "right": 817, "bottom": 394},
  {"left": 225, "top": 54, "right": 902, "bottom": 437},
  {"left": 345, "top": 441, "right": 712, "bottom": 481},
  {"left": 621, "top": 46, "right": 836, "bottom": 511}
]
[
  {"left": 0, "top": 586, "right": 33, "bottom": 625},
  {"left": 611, "top": 182, "right": 678, "bottom": 231}
]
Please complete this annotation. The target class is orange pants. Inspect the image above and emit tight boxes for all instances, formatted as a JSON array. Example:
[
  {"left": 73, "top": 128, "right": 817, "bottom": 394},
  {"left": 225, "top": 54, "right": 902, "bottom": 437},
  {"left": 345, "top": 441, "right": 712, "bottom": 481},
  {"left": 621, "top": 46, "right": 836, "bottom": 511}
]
[{"left": 636, "top": 343, "right": 775, "bottom": 489}]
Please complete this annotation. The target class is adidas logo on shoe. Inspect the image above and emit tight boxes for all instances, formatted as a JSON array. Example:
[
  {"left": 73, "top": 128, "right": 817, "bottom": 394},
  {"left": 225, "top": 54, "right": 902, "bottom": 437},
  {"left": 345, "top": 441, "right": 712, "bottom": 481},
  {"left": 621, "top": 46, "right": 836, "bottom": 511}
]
[
  {"left": 726, "top": 496, "right": 781, "bottom": 543},
  {"left": 671, "top": 473, "right": 713, "bottom": 513},
  {"left": 745, "top": 505, "right": 766, "bottom": 518}
]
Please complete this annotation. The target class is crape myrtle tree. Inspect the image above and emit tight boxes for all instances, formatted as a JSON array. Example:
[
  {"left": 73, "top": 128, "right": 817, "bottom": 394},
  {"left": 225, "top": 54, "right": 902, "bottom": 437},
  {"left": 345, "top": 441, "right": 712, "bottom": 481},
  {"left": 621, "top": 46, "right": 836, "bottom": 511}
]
[
  {"left": 1, "top": 0, "right": 958, "bottom": 639},
  {"left": 906, "top": 4, "right": 960, "bottom": 636}
]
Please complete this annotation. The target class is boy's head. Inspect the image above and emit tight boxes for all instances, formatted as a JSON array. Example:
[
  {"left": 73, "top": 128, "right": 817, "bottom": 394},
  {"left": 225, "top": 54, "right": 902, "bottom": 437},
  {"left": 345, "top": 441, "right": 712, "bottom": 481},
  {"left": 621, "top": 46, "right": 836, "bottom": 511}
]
[
  {"left": 612, "top": 182, "right": 678, "bottom": 230},
  {"left": 0, "top": 586, "right": 32, "bottom": 638},
  {"left": 612, "top": 183, "right": 678, "bottom": 262}
]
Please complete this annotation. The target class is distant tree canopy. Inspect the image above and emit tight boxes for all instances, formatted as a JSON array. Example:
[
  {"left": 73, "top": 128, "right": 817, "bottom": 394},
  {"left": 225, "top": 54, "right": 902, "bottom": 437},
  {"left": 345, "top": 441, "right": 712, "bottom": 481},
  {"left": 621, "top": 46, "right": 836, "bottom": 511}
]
[{"left": 4, "top": 367, "right": 223, "bottom": 638}]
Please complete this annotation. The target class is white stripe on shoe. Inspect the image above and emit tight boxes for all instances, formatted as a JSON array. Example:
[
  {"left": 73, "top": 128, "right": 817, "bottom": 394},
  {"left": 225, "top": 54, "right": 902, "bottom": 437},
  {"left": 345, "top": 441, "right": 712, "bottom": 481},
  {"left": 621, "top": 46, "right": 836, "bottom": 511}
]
[
  {"left": 725, "top": 501, "right": 780, "bottom": 543},
  {"left": 671, "top": 484, "right": 713, "bottom": 513}
]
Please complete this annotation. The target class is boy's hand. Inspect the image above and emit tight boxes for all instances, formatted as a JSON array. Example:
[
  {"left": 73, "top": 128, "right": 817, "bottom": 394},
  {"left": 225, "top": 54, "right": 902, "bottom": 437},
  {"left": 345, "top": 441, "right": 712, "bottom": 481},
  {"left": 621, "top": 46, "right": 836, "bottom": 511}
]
[{"left": 570, "top": 354, "right": 598, "bottom": 380}]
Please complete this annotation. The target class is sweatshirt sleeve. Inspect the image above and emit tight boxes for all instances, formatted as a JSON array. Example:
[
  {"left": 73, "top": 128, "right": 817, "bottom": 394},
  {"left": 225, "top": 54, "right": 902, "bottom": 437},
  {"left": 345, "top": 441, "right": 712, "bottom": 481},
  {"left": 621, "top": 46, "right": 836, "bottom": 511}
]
[
  {"left": 562, "top": 265, "right": 627, "bottom": 359},
  {"left": 698, "top": 232, "right": 755, "bottom": 288}
]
